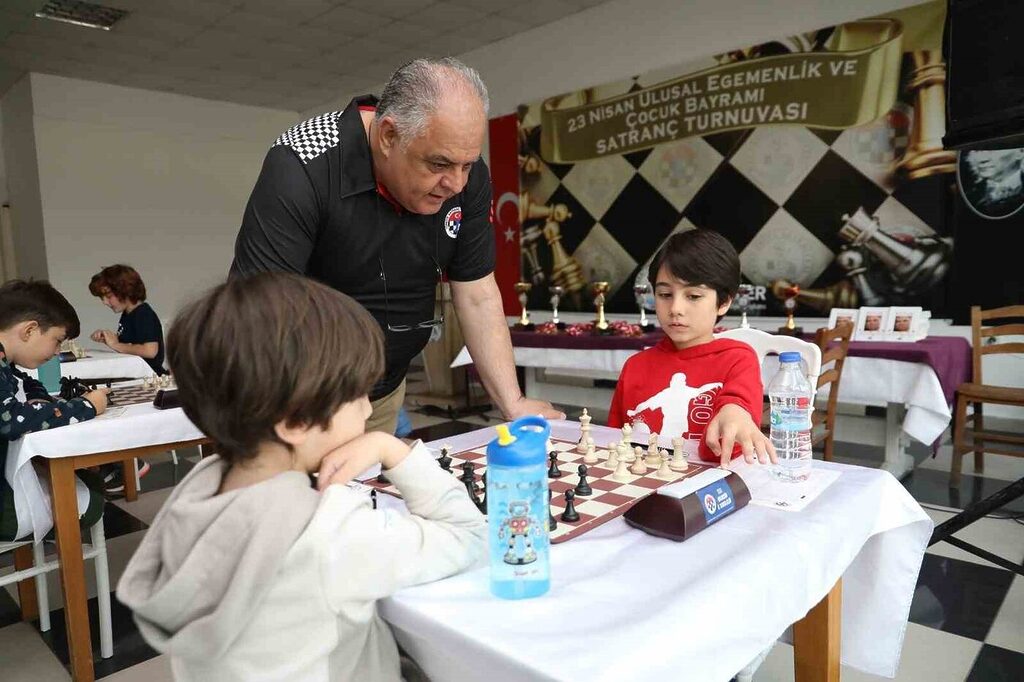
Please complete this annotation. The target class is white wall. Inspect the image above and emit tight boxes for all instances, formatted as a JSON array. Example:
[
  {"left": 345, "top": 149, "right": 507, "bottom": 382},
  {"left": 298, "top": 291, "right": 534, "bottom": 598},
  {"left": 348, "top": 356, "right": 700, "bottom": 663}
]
[
  {"left": 25, "top": 73, "right": 299, "bottom": 340},
  {"left": 1, "top": 75, "right": 48, "bottom": 280}
]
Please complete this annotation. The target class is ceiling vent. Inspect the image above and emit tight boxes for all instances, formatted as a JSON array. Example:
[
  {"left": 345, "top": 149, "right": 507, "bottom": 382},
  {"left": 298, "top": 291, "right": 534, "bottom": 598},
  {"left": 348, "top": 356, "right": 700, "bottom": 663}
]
[{"left": 34, "top": 0, "right": 128, "bottom": 31}]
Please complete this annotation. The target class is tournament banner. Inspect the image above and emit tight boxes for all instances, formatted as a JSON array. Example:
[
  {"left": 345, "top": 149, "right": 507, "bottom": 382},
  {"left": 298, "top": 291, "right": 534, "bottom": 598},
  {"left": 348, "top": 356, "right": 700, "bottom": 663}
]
[{"left": 516, "top": 0, "right": 958, "bottom": 319}]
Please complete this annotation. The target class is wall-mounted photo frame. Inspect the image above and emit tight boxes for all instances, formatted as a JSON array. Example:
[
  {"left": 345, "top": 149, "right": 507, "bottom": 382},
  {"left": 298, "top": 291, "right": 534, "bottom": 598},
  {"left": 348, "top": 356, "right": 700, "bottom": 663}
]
[
  {"left": 854, "top": 307, "right": 892, "bottom": 341},
  {"left": 827, "top": 308, "right": 860, "bottom": 334},
  {"left": 886, "top": 306, "right": 923, "bottom": 342}
]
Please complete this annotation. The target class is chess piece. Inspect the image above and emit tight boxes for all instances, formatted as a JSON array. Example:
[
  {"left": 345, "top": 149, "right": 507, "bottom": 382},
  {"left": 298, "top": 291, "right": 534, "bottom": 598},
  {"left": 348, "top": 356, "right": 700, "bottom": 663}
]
[
  {"left": 549, "top": 285, "right": 566, "bottom": 330},
  {"left": 370, "top": 489, "right": 377, "bottom": 510},
  {"left": 656, "top": 453, "right": 673, "bottom": 480},
  {"left": 621, "top": 422, "right": 632, "bottom": 448},
  {"left": 548, "top": 488, "right": 557, "bottom": 531},
  {"left": 839, "top": 208, "right": 952, "bottom": 296},
  {"left": 575, "top": 464, "right": 593, "bottom": 496},
  {"left": 521, "top": 224, "right": 546, "bottom": 286},
  {"left": 548, "top": 452, "right": 562, "bottom": 478},
  {"left": 670, "top": 437, "right": 689, "bottom": 471},
  {"left": 630, "top": 447, "right": 647, "bottom": 475},
  {"left": 583, "top": 441, "right": 598, "bottom": 464},
  {"left": 377, "top": 470, "right": 388, "bottom": 484},
  {"left": 513, "top": 281, "right": 535, "bottom": 330},
  {"left": 612, "top": 455, "right": 632, "bottom": 482},
  {"left": 591, "top": 281, "right": 612, "bottom": 335},
  {"left": 621, "top": 441, "right": 636, "bottom": 463},
  {"left": 542, "top": 219, "right": 587, "bottom": 308},
  {"left": 576, "top": 408, "right": 592, "bottom": 454},
  {"left": 836, "top": 248, "right": 883, "bottom": 307},
  {"left": 605, "top": 441, "right": 619, "bottom": 468},
  {"left": 633, "top": 282, "right": 656, "bottom": 332},
  {"left": 897, "top": 50, "right": 957, "bottom": 180},
  {"left": 771, "top": 278, "right": 858, "bottom": 315},
  {"left": 776, "top": 282, "right": 803, "bottom": 336},
  {"left": 437, "top": 445, "right": 453, "bottom": 472},
  {"left": 460, "top": 461, "right": 476, "bottom": 484},
  {"left": 560, "top": 490, "right": 580, "bottom": 522}
]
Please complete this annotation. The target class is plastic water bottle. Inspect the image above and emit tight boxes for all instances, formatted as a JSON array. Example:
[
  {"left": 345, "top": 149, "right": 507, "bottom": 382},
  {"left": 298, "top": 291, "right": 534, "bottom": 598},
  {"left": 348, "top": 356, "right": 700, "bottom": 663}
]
[
  {"left": 769, "top": 351, "right": 814, "bottom": 482},
  {"left": 486, "top": 416, "right": 551, "bottom": 599},
  {"left": 37, "top": 355, "right": 62, "bottom": 394}
]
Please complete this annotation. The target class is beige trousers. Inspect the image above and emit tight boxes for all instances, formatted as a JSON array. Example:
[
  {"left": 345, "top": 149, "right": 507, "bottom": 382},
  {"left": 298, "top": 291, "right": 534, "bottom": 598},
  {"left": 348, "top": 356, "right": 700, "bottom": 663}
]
[{"left": 365, "top": 380, "right": 407, "bottom": 435}]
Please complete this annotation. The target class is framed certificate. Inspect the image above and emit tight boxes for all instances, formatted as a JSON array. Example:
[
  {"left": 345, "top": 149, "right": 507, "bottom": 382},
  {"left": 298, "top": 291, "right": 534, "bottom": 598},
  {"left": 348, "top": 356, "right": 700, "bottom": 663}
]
[
  {"left": 827, "top": 308, "right": 860, "bottom": 333},
  {"left": 854, "top": 306, "right": 892, "bottom": 341},
  {"left": 886, "top": 306, "right": 923, "bottom": 342}
]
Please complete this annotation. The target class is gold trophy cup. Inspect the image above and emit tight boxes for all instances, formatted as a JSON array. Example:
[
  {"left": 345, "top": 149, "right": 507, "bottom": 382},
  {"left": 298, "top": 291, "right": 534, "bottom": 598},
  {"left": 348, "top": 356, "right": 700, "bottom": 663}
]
[
  {"left": 549, "top": 285, "right": 566, "bottom": 330},
  {"left": 591, "top": 281, "right": 612, "bottom": 335},
  {"left": 514, "top": 282, "right": 535, "bottom": 330},
  {"left": 775, "top": 282, "right": 803, "bottom": 336}
]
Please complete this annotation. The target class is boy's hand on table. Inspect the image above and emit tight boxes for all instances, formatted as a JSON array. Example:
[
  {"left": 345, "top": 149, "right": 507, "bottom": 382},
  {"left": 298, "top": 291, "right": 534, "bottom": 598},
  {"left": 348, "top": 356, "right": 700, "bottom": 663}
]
[
  {"left": 84, "top": 388, "right": 109, "bottom": 415},
  {"left": 317, "top": 432, "right": 412, "bottom": 491},
  {"left": 705, "top": 404, "right": 777, "bottom": 468}
]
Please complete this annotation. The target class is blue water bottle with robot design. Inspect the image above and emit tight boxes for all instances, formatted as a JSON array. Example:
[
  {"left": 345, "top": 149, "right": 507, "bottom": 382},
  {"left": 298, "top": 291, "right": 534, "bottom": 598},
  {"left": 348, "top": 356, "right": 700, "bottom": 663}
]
[{"left": 487, "top": 416, "right": 551, "bottom": 599}]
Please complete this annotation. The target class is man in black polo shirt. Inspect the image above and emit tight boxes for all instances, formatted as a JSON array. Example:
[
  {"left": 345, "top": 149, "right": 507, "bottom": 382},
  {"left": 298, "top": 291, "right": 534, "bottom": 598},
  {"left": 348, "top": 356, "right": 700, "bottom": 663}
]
[{"left": 230, "top": 58, "right": 562, "bottom": 434}]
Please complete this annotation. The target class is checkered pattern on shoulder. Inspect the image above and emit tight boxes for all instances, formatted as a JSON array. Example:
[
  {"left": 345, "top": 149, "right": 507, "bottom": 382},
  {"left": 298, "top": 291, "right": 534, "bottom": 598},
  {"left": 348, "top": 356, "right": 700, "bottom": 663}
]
[{"left": 273, "top": 111, "right": 342, "bottom": 164}]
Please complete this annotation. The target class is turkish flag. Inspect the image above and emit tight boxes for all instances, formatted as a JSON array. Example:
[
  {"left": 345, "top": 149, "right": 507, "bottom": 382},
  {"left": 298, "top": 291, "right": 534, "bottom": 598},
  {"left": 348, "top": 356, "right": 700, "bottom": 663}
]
[{"left": 488, "top": 113, "right": 521, "bottom": 315}]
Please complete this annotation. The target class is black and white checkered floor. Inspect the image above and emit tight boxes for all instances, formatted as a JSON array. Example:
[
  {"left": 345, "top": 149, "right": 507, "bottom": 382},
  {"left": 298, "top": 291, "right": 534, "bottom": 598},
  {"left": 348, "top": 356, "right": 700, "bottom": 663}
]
[{"left": 2, "top": 380, "right": 1022, "bottom": 680}]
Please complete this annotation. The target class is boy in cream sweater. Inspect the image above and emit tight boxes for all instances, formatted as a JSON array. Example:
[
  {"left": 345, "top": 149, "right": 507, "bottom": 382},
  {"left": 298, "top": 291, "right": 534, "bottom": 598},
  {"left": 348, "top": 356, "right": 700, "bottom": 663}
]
[{"left": 117, "top": 272, "right": 485, "bottom": 681}]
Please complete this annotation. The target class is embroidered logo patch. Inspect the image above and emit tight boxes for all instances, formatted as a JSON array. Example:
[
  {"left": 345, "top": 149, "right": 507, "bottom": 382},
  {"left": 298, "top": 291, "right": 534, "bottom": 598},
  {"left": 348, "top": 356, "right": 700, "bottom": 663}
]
[{"left": 444, "top": 206, "right": 462, "bottom": 239}]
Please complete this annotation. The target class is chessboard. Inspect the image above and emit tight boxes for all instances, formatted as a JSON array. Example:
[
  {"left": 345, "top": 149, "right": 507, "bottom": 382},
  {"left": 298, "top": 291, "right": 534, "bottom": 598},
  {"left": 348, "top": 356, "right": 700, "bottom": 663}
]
[
  {"left": 106, "top": 384, "right": 166, "bottom": 406},
  {"left": 363, "top": 436, "right": 716, "bottom": 544}
]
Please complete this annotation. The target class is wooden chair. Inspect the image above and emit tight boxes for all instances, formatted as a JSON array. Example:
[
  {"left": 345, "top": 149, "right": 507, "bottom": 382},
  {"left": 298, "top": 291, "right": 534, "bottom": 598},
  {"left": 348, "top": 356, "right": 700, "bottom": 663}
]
[
  {"left": 951, "top": 305, "right": 1024, "bottom": 486},
  {"left": 811, "top": 321, "right": 854, "bottom": 461}
]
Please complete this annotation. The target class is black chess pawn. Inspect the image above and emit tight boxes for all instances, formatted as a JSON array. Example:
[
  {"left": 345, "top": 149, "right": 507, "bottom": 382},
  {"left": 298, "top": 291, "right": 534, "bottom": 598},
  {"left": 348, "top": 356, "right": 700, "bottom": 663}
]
[
  {"left": 548, "top": 452, "right": 562, "bottom": 478},
  {"left": 561, "top": 489, "right": 580, "bottom": 522},
  {"left": 575, "top": 464, "right": 592, "bottom": 496},
  {"left": 376, "top": 470, "right": 388, "bottom": 484},
  {"left": 548, "top": 488, "right": 557, "bottom": 531},
  {"left": 370, "top": 489, "right": 377, "bottom": 510},
  {"left": 459, "top": 461, "right": 476, "bottom": 484}
]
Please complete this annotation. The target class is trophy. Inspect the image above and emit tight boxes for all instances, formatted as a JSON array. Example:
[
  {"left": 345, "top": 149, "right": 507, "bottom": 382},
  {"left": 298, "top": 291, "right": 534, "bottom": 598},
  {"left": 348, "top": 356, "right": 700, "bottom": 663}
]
[
  {"left": 549, "top": 285, "right": 566, "bottom": 330},
  {"left": 735, "top": 284, "right": 753, "bottom": 329},
  {"left": 591, "top": 281, "right": 612, "bottom": 335},
  {"left": 521, "top": 224, "right": 546, "bottom": 285},
  {"left": 513, "top": 281, "right": 535, "bottom": 330},
  {"left": 774, "top": 282, "right": 802, "bottom": 336},
  {"left": 633, "top": 282, "right": 656, "bottom": 332}
]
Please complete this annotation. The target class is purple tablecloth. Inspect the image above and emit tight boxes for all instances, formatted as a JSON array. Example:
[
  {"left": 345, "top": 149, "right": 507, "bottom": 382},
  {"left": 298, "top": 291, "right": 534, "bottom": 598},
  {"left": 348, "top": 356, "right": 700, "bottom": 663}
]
[{"left": 508, "top": 329, "right": 972, "bottom": 406}]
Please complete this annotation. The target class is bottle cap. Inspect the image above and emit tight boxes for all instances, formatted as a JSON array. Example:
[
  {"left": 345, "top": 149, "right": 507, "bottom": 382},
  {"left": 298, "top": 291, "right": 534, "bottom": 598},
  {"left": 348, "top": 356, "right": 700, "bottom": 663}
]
[
  {"left": 779, "top": 351, "right": 802, "bottom": 363},
  {"left": 494, "top": 424, "right": 517, "bottom": 445}
]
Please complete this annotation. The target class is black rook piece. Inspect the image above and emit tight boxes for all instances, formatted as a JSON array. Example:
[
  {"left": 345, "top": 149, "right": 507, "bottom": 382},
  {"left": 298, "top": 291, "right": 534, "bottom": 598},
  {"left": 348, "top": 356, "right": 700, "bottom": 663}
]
[
  {"left": 460, "top": 461, "right": 476, "bottom": 484},
  {"left": 548, "top": 452, "right": 562, "bottom": 478},
  {"left": 561, "top": 489, "right": 580, "bottom": 522},
  {"left": 575, "top": 464, "right": 592, "bottom": 496}
]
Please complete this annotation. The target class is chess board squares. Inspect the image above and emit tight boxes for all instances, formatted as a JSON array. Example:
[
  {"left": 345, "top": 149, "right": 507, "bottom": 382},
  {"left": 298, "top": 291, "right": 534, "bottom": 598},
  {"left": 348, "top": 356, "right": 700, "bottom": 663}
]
[
  {"left": 783, "top": 149, "right": 889, "bottom": 252},
  {"left": 828, "top": 104, "right": 912, "bottom": 193},
  {"left": 599, "top": 174, "right": 680, "bottom": 264},
  {"left": 683, "top": 163, "right": 778, "bottom": 250},
  {"left": 872, "top": 194, "right": 938, "bottom": 238},
  {"left": 521, "top": 156, "right": 563, "bottom": 206},
  {"left": 637, "top": 136, "right": 724, "bottom": 211},
  {"left": 738, "top": 208, "right": 835, "bottom": 288},
  {"left": 571, "top": 223, "right": 638, "bottom": 300},
  {"left": 560, "top": 154, "right": 637, "bottom": 221},
  {"left": 728, "top": 126, "right": 829, "bottom": 205}
]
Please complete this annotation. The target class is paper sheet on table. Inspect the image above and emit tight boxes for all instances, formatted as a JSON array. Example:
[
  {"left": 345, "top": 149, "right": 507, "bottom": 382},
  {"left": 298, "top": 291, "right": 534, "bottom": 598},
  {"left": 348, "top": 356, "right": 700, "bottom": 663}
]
[
  {"left": 730, "top": 461, "right": 841, "bottom": 512},
  {"left": 95, "top": 406, "right": 128, "bottom": 419}
]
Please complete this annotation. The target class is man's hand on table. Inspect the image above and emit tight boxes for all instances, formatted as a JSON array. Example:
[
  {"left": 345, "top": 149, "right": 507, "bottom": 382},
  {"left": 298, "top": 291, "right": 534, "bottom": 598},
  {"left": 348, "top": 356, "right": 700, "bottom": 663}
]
[{"left": 502, "top": 396, "right": 565, "bottom": 422}]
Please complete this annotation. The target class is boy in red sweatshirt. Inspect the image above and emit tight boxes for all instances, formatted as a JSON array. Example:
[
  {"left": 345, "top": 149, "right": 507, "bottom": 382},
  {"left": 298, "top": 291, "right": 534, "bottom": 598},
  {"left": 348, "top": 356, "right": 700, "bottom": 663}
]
[{"left": 609, "top": 230, "right": 775, "bottom": 468}]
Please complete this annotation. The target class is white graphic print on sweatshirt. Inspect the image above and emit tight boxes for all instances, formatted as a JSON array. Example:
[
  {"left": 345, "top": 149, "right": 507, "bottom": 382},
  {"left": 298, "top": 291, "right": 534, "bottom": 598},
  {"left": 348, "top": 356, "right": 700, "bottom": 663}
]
[{"left": 625, "top": 372, "right": 722, "bottom": 438}]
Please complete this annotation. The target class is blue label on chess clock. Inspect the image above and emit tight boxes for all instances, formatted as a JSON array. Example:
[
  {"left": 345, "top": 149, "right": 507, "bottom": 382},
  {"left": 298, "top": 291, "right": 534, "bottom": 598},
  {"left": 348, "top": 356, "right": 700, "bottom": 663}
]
[{"left": 696, "top": 480, "right": 736, "bottom": 525}]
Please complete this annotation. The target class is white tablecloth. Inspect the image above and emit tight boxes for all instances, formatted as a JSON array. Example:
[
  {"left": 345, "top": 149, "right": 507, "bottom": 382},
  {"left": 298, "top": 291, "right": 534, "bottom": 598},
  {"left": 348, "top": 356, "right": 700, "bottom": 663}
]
[
  {"left": 22, "top": 350, "right": 155, "bottom": 382},
  {"left": 453, "top": 345, "right": 952, "bottom": 448},
  {"left": 4, "top": 402, "right": 203, "bottom": 542},
  {"left": 380, "top": 422, "right": 932, "bottom": 682}
]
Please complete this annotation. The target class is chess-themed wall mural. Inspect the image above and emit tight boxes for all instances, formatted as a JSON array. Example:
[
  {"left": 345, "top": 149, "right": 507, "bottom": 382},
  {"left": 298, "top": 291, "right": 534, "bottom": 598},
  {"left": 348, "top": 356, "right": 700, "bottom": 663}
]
[{"left": 493, "top": 0, "right": 971, "bottom": 320}]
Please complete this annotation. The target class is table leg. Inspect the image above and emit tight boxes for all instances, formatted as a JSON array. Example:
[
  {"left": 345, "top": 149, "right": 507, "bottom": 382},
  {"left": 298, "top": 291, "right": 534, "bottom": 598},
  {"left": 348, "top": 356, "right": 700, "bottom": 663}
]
[
  {"left": 50, "top": 458, "right": 95, "bottom": 682},
  {"left": 122, "top": 458, "right": 138, "bottom": 502},
  {"left": 793, "top": 578, "right": 842, "bottom": 682},
  {"left": 12, "top": 545, "right": 39, "bottom": 622},
  {"left": 880, "top": 402, "right": 915, "bottom": 480}
]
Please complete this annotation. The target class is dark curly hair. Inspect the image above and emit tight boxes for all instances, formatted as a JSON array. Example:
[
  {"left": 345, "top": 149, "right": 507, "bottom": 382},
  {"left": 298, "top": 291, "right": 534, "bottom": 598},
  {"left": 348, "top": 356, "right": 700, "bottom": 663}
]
[{"left": 89, "top": 264, "right": 146, "bottom": 303}]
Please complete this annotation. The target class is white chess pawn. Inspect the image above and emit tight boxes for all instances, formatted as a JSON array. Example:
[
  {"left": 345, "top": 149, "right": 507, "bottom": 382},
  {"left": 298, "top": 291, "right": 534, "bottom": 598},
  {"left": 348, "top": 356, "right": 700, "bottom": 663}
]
[
  {"left": 583, "top": 441, "right": 598, "bottom": 464},
  {"left": 656, "top": 452, "right": 673, "bottom": 479},
  {"left": 605, "top": 441, "right": 619, "bottom": 468},
  {"left": 630, "top": 447, "right": 647, "bottom": 475},
  {"left": 612, "top": 455, "right": 632, "bottom": 482},
  {"left": 621, "top": 422, "right": 632, "bottom": 447}
]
